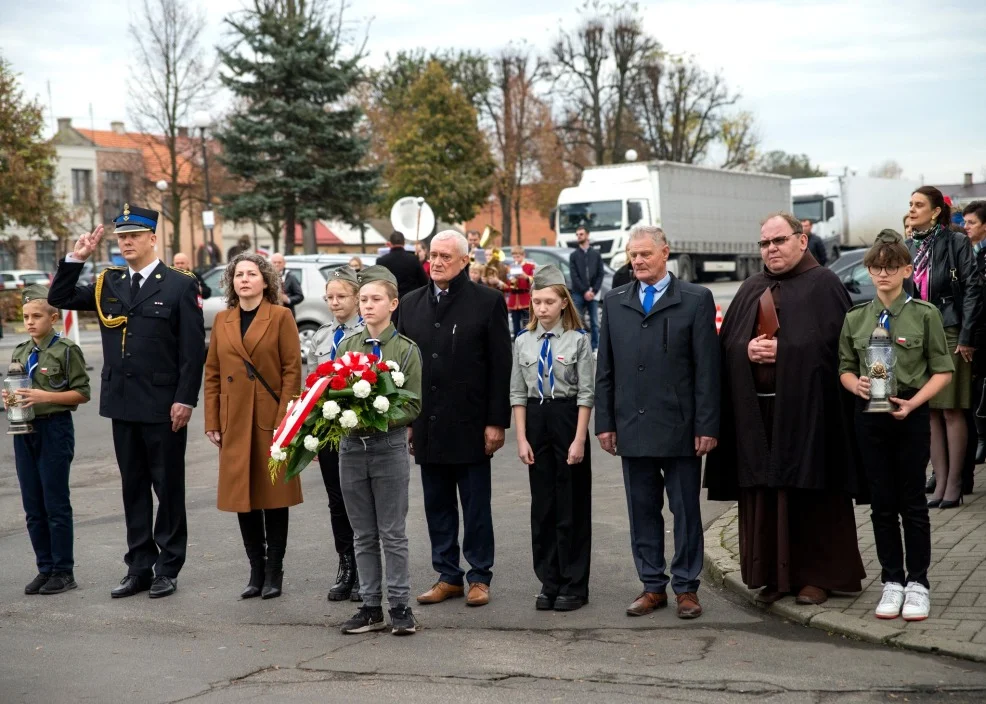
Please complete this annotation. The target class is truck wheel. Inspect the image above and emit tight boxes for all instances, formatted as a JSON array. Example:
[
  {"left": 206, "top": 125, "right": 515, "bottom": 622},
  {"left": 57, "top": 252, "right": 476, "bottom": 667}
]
[{"left": 677, "top": 254, "right": 694, "bottom": 283}]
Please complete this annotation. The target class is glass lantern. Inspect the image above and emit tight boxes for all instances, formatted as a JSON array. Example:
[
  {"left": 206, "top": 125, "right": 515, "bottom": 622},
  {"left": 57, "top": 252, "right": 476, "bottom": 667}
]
[
  {"left": 864, "top": 326, "right": 896, "bottom": 413},
  {"left": 4, "top": 362, "right": 35, "bottom": 434}
]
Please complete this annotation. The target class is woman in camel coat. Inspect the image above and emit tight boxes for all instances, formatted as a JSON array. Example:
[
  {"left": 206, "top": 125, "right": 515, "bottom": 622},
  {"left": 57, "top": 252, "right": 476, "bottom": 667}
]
[{"left": 204, "top": 253, "right": 302, "bottom": 600}]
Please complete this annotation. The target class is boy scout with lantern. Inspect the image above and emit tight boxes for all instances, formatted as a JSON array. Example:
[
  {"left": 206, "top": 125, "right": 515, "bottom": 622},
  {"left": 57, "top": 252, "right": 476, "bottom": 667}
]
[
  {"left": 48, "top": 205, "right": 205, "bottom": 599},
  {"left": 3, "top": 285, "right": 90, "bottom": 595}
]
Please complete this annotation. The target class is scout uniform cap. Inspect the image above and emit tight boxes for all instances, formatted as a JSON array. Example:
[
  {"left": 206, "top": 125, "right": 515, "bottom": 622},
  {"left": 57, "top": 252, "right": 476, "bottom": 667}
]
[
  {"left": 22, "top": 284, "right": 51, "bottom": 306},
  {"left": 114, "top": 203, "right": 158, "bottom": 234},
  {"left": 331, "top": 264, "right": 359, "bottom": 286},
  {"left": 874, "top": 229, "right": 904, "bottom": 245},
  {"left": 356, "top": 265, "right": 398, "bottom": 289},
  {"left": 533, "top": 264, "right": 566, "bottom": 290}
]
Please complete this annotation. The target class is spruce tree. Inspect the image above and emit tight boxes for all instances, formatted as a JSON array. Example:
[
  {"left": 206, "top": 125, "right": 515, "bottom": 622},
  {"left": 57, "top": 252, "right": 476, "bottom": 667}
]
[{"left": 217, "top": 0, "right": 378, "bottom": 254}]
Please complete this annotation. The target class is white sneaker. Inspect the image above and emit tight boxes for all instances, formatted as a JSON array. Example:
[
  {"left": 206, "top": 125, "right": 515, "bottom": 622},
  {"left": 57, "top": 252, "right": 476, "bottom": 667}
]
[
  {"left": 874, "top": 582, "right": 905, "bottom": 619},
  {"left": 902, "top": 583, "right": 931, "bottom": 621}
]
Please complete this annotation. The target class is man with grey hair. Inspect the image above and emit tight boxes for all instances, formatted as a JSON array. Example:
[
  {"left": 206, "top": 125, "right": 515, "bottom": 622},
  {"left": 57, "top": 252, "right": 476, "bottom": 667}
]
[
  {"left": 595, "top": 224, "right": 720, "bottom": 619},
  {"left": 398, "top": 230, "right": 512, "bottom": 607}
]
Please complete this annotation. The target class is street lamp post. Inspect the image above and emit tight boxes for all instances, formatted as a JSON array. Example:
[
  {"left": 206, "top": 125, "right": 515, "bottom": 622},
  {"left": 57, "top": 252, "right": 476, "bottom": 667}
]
[
  {"left": 193, "top": 111, "right": 215, "bottom": 261},
  {"left": 155, "top": 179, "right": 169, "bottom": 261}
]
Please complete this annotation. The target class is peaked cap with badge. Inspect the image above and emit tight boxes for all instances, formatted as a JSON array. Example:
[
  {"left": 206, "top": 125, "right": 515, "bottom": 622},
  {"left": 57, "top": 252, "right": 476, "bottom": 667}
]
[{"left": 113, "top": 203, "right": 159, "bottom": 234}]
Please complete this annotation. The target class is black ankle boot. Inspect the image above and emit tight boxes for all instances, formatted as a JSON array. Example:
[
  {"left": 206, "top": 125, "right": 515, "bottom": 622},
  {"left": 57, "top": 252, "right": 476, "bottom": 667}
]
[
  {"left": 262, "top": 546, "right": 284, "bottom": 600},
  {"left": 241, "top": 558, "right": 265, "bottom": 599},
  {"left": 328, "top": 551, "right": 357, "bottom": 601}
]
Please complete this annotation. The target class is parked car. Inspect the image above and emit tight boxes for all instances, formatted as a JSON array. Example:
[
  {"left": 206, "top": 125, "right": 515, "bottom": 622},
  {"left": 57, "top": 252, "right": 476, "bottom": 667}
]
[
  {"left": 522, "top": 246, "right": 614, "bottom": 297},
  {"left": 1, "top": 269, "right": 51, "bottom": 290},
  {"left": 828, "top": 249, "right": 873, "bottom": 304}
]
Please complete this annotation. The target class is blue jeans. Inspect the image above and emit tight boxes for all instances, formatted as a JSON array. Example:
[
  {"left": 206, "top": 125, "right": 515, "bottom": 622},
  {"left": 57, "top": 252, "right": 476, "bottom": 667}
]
[
  {"left": 573, "top": 297, "right": 599, "bottom": 350},
  {"left": 14, "top": 413, "right": 75, "bottom": 573}
]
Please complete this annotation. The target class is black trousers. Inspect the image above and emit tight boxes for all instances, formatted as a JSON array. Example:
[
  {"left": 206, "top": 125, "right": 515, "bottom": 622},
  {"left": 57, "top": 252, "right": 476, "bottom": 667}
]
[
  {"left": 420, "top": 459, "right": 494, "bottom": 586},
  {"left": 317, "top": 447, "right": 355, "bottom": 555},
  {"left": 111, "top": 420, "right": 187, "bottom": 579},
  {"left": 854, "top": 401, "right": 932, "bottom": 588},
  {"left": 237, "top": 508, "right": 289, "bottom": 565},
  {"left": 526, "top": 398, "right": 591, "bottom": 597}
]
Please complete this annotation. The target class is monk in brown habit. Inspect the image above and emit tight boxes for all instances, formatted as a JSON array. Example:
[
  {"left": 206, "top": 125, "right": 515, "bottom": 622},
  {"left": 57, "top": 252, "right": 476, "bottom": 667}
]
[{"left": 705, "top": 213, "right": 866, "bottom": 605}]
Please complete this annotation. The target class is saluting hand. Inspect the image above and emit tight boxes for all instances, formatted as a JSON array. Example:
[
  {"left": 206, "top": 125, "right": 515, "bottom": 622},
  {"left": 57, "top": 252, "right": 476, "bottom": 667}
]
[
  {"left": 72, "top": 224, "right": 104, "bottom": 261},
  {"left": 171, "top": 403, "right": 192, "bottom": 432}
]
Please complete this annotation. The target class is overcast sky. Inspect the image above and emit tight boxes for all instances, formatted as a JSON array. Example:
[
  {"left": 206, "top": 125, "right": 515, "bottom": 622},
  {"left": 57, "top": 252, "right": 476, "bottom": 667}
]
[{"left": 2, "top": 0, "right": 984, "bottom": 184}]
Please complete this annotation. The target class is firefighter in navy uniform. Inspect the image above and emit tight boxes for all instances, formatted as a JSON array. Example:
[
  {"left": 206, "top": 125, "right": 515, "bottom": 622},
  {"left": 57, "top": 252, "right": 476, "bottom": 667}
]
[{"left": 48, "top": 205, "right": 205, "bottom": 599}]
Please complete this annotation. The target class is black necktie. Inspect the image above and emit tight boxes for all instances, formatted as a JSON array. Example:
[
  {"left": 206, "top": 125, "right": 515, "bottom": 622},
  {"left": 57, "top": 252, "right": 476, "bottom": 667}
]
[{"left": 131, "top": 272, "right": 143, "bottom": 301}]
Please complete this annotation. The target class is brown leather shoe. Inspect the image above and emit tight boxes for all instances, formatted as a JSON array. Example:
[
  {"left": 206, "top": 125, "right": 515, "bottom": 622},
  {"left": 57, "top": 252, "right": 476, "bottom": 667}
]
[
  {"left": 795, "top": 585, "right": 828, "bottom": 605},
  {"left": 676, "top": 592, "right": 703, "bottom": 619},
  {"left": 466, "top": 582, "right": 490, "bottom": 606},
  {"left": 416, "top": 581, "right": 464, "bottom": 604},
  {"left": 755, "top": 586, "right": 787, "bottom": 604},
  {"left": 626, "top": 591, "right": 668, "bottom": 616}
]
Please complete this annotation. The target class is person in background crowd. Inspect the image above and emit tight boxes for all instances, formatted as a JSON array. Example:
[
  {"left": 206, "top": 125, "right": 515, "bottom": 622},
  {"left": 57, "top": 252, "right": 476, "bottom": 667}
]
[
  {"left": 903, "top": 214, "right": 913, "bottom": 240},
  {"left": 49, "top": 210, "right": 205, "bottom": 599},
  {"left": 5, "top": 285, "right": 90, "bottom": 596},
  {"left": 802, "top": 219, "right": 828, "bottom": 266},
  {"left": 595, "top": 225, "right": 719, "bottom": 620},
  {"left": 398, "top": 230, "right": 512, "bottom": 608},
  {"left": 310, "top": 266, "right": 364, "bottom": 602},
  {"left": 963, "top": 200, "right": 986, "bottom": 481},
  {"left": 907, "top": 187, "right": 982, "bottom": 508},
  {"left": 505, "top": 245, "right": 536, "bottom": 337},
  {"left": 204, "top": 253, "right": 302, "bottom": 600},
  {"left": 485, "top": 229, "right": 507, "bottom": 267},
  {"left": 377, "top": 231, "right": 429, "bottom": 327},
  {"left": 271, "top": 253, "right": 304, "bottom": 317},
  {"left": 706, "top": 213, "right": 865, "bottom": 607},
  {"left": 227, "top": 234, "right": 252, "bottom": 263},
  {"left": 415, "top": 242, "right": 430, "bottom": 277},
  {"left": 612, "top": 244, "right": 636, "bottom": 289},
  {"left": 172, "top": 252, "right": 211, "bottom": 299},
  {"left": 511, "top": 265, "right": 593, "bottom": 612},
  {"left": 468, "top": 263, "right": 484, "bottom": 284},
  {"left": 467, "top": 230, "right": 482, "bottom": 259},
  {"left": 839, "top": 230, "right": 952, "bottom": 622},
  {"left": 569, "top": 226, "right": 604, "bottom": 351},
  {"left": 349, "top": 256, "right": 364, "bottom": 272}
]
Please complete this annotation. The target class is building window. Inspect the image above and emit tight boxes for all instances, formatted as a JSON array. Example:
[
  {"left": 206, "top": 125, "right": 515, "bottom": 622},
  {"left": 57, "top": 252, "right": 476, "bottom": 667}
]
[
  {"left": 72, "top": 169, "right": 93, "bottom": 205},
  {"left": 102, "top": 171, "right": 131, "bottom": 223},
  {"left": 0, "top": 248, "right": 14, "bottom": 270},
  {"left": 36, "top": 240, "right": 57, "bottom": 272}
]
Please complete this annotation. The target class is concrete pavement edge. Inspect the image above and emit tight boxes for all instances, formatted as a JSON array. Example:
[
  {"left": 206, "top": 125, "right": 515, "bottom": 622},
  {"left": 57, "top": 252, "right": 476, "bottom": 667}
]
[{"left": 703, "top": 504, "right": 986, "bottom": 664}]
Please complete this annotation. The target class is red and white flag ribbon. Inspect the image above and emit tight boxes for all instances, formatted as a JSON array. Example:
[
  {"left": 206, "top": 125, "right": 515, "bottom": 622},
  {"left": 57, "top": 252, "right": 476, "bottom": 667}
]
[{"left": 272, "top": 377, "right": 328, "bottom": 453}]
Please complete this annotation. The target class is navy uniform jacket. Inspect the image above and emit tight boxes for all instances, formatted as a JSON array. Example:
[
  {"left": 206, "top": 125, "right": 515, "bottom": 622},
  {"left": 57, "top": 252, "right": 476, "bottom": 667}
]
[{"left": 48, "top": 259, "right": 205, "bottom": 424}]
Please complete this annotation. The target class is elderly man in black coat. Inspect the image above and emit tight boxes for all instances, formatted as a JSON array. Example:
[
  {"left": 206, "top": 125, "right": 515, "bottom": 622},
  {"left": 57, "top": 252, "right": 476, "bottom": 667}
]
[
  {"left": 378, "top": 230, "right": 429, "bottom": 325},
  {"left": 398, "top": 230, "right": 512, "bottom": 608},
  {"left": 595, "top": 225, "right": 720, "bottom": 620}
]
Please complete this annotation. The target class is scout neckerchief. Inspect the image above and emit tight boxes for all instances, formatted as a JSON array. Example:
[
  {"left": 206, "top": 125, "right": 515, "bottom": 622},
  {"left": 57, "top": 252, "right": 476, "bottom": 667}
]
[
  {"left": 28, "top": 333, "right": 61, "bottom": 380},
  {"left": 878, "top": 295, "right": 912, "bottom": 331},
  {"left": 364, "top": 328, "right": 397, "bottom": 359},
  {"left": 538, "top": 331, "right": 555, "bottom": 402}
]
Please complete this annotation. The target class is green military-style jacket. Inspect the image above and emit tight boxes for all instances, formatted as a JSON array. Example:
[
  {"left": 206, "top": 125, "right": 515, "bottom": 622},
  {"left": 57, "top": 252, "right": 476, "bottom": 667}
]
[
  {"left": 838, "top": 290, "right": 954, "bottom": 393},
  {"left": 335, "top": 323, "right": 422, "bottom": 428},
  {"left": 11, "top": 330, "right": 91, "bottom": 416}
]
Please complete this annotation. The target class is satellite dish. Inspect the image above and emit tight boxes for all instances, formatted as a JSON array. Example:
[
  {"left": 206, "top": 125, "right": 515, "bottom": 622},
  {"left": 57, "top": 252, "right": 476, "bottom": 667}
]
[{"left": 390, "top": 197, "right": 435, "bottom": 242}]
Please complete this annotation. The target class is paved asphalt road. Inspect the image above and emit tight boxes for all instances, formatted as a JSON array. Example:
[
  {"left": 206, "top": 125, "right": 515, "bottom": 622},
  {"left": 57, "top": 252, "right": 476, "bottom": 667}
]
[{"left": 3, "top": 280, "right": 986, "bottom": 703}]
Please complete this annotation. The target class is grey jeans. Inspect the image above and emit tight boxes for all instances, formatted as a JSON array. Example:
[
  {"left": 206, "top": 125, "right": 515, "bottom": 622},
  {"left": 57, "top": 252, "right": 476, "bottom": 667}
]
[{"left": 339, "top": 427, "right": 411, "bottom": 607}]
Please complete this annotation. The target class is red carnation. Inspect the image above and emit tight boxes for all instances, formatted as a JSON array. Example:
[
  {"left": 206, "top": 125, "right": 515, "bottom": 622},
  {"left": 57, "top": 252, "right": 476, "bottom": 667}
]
[
  {"left": 361, "top": 370, "right": 378, "bottom": 384},
  {"left": 365, "top": 353, "right": 378, "bottom": 363},
  {"left": 316, "top": 361, "right": 333, "bottom": 377},
  {"left": 329, "top": 375, "right": 347, "bottom": 390},
  {"left": 305, "top": 372, "right": 318, "bottom": 388},
  {"left": 376, "top": 362, "right": 390, "bottom": 373}
]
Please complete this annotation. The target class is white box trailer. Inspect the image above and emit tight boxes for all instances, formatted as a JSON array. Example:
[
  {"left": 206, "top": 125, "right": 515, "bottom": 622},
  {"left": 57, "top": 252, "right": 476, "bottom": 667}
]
[
  {"left": 792, "top": 175, "right": 921, "bottom": 254},
  {"left": 554, "top": 161, "right": 790, "bottom": 282}
]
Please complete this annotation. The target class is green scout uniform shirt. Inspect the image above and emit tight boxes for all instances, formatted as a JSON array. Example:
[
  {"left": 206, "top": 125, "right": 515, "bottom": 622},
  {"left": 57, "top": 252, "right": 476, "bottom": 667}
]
[
  {"left": 11, "top": 330, "right": 91, "bottom": 416},
  {"left": 838, "top": 291, "right": 954, "bottom": 393},
  {"left": 335, "top": 323, "right": 422, "bottom": 428},
  {"left": 509, "top": 322, "right": 595, "bottom": 407}
]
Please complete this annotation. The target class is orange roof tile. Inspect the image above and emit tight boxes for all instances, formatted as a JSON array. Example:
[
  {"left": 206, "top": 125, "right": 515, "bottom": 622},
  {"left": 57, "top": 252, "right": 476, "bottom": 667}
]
[{"left": 77, "top": 128, "right": 210, "bottom": 186}]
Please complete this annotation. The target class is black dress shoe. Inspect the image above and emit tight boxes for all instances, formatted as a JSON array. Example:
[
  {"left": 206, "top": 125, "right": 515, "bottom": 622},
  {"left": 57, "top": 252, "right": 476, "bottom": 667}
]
[
  {"left": 149, "top": 576, "right": 177, "bottom": 598},
  {"left": 554, "top": 595, "right": 588, "bottom": 612},
  {"left": 111, "top": 575, "right": 151, "bottom": 598},
  {"left": 535, "top": 592, "right": 556, "bottom": 611},
  {"left": 262, "top": 569, "right": 283, "bottom": 600},
  {"left": 925, "top": 474, "right": 936, "bottom": 494}
]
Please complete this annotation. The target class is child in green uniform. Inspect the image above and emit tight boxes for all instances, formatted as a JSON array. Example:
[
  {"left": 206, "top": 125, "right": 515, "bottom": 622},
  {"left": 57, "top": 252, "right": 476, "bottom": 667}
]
[
  {"left": 334, "top": 266, "right": 423, "bottom": 636},
  {"left": 838, "top": 231, "right": 954, "bottom": 622},
  {"left": 3, "top": 285, "right": 91, "bottom": 595},
  {"left": 510, "top": 265, "right": 594, "bottom": 612}
]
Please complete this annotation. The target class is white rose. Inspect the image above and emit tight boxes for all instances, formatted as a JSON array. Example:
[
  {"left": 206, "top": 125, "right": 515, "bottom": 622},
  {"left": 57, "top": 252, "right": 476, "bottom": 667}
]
[
  {"left": 386, "top": 360, "right": 400, "bottom": 372},
  {"left": 372, "top": 396, "right": 390, "bottom": 413},
  {"left": 270, "top": 443, "right": 280, "bottom": 456},
  {"left": 303, "top": 435, "right": 319, "bottom": 452},
  {"left": 270, "top": 446, "right": 287, "bottom": 461},
  {"left": 353, "top": 379, "right": 372, "bottom": 399},
  {"left": 339, "top": 410, "right": 358, "bottom": 429},
  {"left": 322, "top": 400, "right": 341, "bottom": 419},
  {"left": 391, "top": 371, "right": 405, "bottom": 388}
]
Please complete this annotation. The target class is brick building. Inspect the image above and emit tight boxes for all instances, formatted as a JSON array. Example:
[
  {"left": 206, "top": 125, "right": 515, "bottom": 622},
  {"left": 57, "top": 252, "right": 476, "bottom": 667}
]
[{"left": 461, "top": 187, "right": 557, "bottom": 248}]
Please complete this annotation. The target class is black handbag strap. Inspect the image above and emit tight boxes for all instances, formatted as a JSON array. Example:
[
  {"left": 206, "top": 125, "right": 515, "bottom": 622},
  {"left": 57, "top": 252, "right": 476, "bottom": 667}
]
[
  {"left": 242, "top": 358, "right": 280, "bottom": 404},
  {"left": 943, "top": 232, "right": 964, "bottom": 305}
]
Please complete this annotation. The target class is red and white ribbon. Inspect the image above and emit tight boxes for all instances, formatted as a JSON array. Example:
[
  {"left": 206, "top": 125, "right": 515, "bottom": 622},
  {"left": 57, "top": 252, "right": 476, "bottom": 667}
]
[{"left": 272, "top": 377, "right": 328, "bottom": 453}]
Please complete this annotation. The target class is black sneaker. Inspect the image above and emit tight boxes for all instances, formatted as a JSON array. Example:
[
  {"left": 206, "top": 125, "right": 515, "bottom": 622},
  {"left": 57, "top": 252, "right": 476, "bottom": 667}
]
[
  {"left": 39, "top": 572, "right": 77, "bottom": 595},
  {"left": 389, "top": 605, "right": 417, "bottom": 635},
  {"left": 24, "top": 573, "right": 50, "bottom": 595},
  {"left": 341, "top": 605, "right": 385, "bottom": 634}
]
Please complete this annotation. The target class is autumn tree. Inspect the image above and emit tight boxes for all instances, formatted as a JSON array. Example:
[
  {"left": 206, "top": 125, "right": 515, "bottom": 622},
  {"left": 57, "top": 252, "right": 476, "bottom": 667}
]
[
  {"left": 386, "top": 62, "right": 495, "bottom": 225},
  {"left": 757, "top": 150, "right": 826, "bottom": 178},
  {"left": 869, "top": 160, "right": 904, "bottom": 179}
]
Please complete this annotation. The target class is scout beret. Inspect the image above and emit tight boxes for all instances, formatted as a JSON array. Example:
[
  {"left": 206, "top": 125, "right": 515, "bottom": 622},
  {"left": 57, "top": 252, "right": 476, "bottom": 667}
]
[
  {"left": 533, "top": 264, "right": 566, "bottom": 290},
  {"left": 21, "top": 284, "right": 51, "bottom": 305},
  {"left": 331, "top": 264, "right": 359, "bottom": 286},
  {"left": 356, "top": 265, "right": 398, "bottom": 289},
  {"left": 113, "top": 203, "right": 158, "bottom": 234}
]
